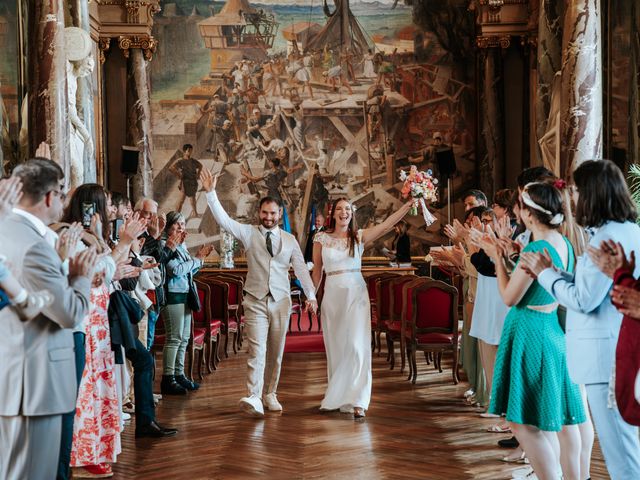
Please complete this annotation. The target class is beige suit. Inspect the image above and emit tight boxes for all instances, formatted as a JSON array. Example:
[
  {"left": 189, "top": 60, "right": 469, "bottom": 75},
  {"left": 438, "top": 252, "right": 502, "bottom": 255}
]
[{"left": 0, "top": 213, "right": 91, "bottom": 480}]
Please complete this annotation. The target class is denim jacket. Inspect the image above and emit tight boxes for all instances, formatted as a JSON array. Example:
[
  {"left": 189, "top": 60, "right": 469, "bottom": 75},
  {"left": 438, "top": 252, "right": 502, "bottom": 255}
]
[{"left": 164, "top": 243, "right": 202, "bottom": 294}]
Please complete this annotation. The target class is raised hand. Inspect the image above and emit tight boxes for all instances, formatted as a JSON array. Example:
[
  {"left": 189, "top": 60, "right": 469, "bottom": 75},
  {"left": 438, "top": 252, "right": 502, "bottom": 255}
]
[
  {"left": 611, "top": 284, "right": 640, "bottom": 318},
  {"left": 120, "top": 212, "right": 147, "bottom": 245},
  {"left": 494, "top": 216, "right": 515, "bottom": 240},
  {"left": 588, "top": 240, "right": 636, "bottom": 279},
  {"left": 0, "top": 177, "right": 23, "bottom": 218},
  {"left": 196, "top": 244, "right": 214, "bottom": 260},
  {"left": 56, "top": 222, "right": 83, "bottom": 261},
  {"left": 35, "top": 141, "right": 52, "bottom": 160},
  {"left": 69, "top": 247, "right": 98, "bottom": 279},
  {"left": 199, "top": 168, "right": 219, "bottom": 193}
]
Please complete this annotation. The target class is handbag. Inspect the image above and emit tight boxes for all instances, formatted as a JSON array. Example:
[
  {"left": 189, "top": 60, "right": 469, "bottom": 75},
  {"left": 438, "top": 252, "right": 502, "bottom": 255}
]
[{"left": 187, "top": 274, "right": 201, "bottom": 312}]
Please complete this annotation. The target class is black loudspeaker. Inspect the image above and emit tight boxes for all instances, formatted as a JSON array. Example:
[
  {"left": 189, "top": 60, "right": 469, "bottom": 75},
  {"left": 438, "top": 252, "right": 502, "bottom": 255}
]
[
  {"left": 121, "top": 146, "right": 140, "bottom": 175},
  {"left": 435, "top": 147, "right": 456, "bottom": 178}
]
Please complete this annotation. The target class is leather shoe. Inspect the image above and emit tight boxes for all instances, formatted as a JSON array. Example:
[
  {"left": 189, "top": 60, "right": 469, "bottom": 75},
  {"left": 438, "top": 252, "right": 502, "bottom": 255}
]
[
  {"left": 498, "top": 436, "right": 519, "bottom": 448},
  {"left": 160, "top": 375, "right": 187, "bottom": 395},
  {"left": 175, "top": 374, "right": 200, "bottom": 391},
  {"left": 135, "top": 420, "right": 178, "bottom": 438}
]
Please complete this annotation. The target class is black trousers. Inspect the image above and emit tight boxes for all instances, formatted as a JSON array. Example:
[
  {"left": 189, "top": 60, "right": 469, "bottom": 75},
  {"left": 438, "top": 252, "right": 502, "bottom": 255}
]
[{"left": 126, "top": 338, "right": 156, "bottom": 429}]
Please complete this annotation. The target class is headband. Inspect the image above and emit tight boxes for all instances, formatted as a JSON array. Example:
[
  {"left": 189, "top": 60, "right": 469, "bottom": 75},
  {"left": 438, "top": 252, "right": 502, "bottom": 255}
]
[{"left": 522, "top": 183, "right": 564, "bottom": 226}]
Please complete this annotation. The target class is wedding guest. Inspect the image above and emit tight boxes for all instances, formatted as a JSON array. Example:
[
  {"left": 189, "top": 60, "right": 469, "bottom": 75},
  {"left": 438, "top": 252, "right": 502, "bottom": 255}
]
[
  {"left": 160, "top": 212, "right": 213, "bottom": 394},
  {"left": 589, "top": 241, "right": 640, "bottom": 426},
  {"left": 382, "top": 220, "right": 411, "bottom": 266},
  {"left": 463, "top": 189, "right": 488, "bottom": 211},
  {"left": 0, "top": 158, "right": 95, "bottom": 480},
  {"left": 62, "top": 185, "right": 122, "bottom": 479},
  {"left": 481, "top": 182, "right": 585, "bottom": 480},
  {"left": 521, "top": 160, "right": 640, "bottom": 480}
]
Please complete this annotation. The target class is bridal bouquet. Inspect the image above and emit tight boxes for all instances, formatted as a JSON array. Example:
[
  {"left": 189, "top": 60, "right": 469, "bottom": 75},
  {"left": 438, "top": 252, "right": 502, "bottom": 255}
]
[{"left": 400, "top": 165, "right": 438, "bottom": 226}]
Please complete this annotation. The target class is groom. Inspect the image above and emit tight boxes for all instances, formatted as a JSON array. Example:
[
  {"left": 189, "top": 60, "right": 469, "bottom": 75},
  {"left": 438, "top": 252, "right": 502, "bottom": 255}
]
[{"left": 200, "top": 169, "right": 317, "bottom": 416}]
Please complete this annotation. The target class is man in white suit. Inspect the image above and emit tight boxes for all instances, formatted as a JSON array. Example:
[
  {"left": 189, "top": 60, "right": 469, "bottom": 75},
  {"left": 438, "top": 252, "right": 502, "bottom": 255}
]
[
  {"left": 200, "top": 169, "right": 317, "bottom": 417},
  {"left": 0, "top": 158, "right": 97, "bottom": 479}
]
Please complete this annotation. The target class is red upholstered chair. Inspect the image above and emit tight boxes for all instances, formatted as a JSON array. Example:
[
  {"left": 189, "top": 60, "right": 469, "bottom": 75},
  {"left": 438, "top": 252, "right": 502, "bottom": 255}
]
[
  {"left": 385, "top": 275, "right": 420, "bottom": 371},
  {"left": 213, "top": 273, "right": 245, "bottom": 349},
  {"left": 367, "top": 273, "right": 399, "bottom": 354},
  {"left": 405, "top": 279, "right": 460, "bottom": 385},
  {"left": 187, "top": 304, "right": 207, "bottom": 381},
  {"left": 197, "top": 277, "right": 238, "bottom": 358},
  {"left": 374, "top": 274, "right": 401, "bottom": 359},
  {"left": 194, "top": 279, "right": 222, "bottom": 372}
]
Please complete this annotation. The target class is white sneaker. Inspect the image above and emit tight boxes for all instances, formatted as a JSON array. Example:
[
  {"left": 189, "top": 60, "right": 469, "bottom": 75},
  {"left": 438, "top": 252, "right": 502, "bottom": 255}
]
[
  {"left": 239, "top": 395, "right": 264, "bottom": 417},
  {"left": 263, "top": 393, "right": 283, "bottom": 412}
]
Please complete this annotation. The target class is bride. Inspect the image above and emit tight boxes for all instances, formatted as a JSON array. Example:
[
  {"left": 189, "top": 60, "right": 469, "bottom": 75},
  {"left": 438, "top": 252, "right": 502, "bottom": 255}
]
[{"left": 312, "top": 197, "right": 414, "bottom": 418}]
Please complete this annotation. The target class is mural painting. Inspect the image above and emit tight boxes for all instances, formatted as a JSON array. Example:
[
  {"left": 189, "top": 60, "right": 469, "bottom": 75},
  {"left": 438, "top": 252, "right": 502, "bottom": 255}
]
[{"left": 149, "top": 0, "right": 477, "bottom": 260}]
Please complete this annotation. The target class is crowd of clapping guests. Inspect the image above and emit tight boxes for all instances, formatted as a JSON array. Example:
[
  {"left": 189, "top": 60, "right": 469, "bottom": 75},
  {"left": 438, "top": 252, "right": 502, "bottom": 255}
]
[
  {"left": 0, "top": 157, "right": 212, "bottom": 479},
  {"left": 431, "top": 162, "right": 640, "bottom": 480}
]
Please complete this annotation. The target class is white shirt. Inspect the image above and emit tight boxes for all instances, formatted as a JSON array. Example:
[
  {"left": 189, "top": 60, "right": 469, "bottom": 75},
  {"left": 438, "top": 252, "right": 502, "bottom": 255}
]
[{"left": 205, "top": 191, "right": 316, "bottom": 300}]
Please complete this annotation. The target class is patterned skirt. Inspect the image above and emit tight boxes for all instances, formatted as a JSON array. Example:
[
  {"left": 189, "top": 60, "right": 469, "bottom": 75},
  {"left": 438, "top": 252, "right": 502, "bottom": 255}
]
[
  {"left": 489, "top": 306, "right": 586, "bottom": 431},
  {"left": 71, "top": 285, "right": 121, "bottom": 467}
]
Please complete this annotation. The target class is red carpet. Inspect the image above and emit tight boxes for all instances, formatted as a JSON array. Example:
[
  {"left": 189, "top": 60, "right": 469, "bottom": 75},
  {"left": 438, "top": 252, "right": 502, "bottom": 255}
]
[{"left": 284, "top": 307, "right": 325, "bottom": 353}]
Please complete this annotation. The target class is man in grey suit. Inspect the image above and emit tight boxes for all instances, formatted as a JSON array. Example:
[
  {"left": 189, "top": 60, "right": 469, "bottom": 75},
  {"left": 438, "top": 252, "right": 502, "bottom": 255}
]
[{"left": 0, "top": 158, "right": 97, "bottom": 480}]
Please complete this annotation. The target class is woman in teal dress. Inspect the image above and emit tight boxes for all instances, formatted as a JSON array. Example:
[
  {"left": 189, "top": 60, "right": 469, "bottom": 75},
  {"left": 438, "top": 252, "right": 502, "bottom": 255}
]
[{"left": 477, "top": 182, "right": 585, "bottom": 480}]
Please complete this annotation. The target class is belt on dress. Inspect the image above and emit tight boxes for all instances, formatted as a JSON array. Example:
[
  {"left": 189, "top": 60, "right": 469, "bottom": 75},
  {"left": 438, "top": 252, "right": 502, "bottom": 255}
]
[{"left": 326, "top": 268, "right": 361, "bottom": 277}]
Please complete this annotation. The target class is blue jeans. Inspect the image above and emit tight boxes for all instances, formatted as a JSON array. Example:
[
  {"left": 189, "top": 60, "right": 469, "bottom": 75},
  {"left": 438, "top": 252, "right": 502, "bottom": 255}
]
[
  {"left": 57, "top": 332, "right": 86, "bottom": 480},
  {"left": 147, "top": 309, "right": 159, "bottom": 350}
]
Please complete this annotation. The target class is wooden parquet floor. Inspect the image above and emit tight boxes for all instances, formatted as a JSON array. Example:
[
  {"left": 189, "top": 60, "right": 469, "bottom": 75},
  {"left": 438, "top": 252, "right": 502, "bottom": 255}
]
[{"left": 114, "top": 346, "right": 608, "bottom": 480}]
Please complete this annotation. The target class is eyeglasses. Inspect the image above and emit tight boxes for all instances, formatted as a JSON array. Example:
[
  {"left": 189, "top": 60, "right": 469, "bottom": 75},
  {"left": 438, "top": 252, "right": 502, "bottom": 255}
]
[{"left": 50, "top": 189, "right": 67, "bottom": 202}]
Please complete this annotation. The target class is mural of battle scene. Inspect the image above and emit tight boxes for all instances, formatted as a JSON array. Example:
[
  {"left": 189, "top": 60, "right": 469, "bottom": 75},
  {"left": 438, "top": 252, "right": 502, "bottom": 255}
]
[{"left": 150, "top": 0, "right": 476, "bottom": 260}]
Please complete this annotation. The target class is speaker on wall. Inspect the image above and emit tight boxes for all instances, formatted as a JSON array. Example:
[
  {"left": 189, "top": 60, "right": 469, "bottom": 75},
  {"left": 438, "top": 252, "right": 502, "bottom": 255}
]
[
  {"left": 435, "top": 147, "right": 456, "bottom": 179},
  {"left": 121, "top": 146, "right": 140, "bottom": 175}
]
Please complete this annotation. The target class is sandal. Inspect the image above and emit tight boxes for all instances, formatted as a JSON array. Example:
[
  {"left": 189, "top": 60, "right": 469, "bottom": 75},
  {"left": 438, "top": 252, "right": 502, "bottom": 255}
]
[
  {"left": 487, "top": 423, "right": 511, "bottom": 433},
  {"left": 501, "top": 450, "right": 529, "bottom": 464}
]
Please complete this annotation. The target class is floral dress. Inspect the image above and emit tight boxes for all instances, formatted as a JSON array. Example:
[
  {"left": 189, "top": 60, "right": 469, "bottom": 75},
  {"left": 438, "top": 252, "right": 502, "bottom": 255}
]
[{"left": 71, "top": 284, "right": 121, "bottom": 467}]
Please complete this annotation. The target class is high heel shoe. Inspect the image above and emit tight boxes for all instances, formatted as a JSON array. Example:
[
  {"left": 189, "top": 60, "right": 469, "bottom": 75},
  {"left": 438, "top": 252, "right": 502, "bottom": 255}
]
[{"left": 353, "top": 407, "right": 365, "bottom": 419}]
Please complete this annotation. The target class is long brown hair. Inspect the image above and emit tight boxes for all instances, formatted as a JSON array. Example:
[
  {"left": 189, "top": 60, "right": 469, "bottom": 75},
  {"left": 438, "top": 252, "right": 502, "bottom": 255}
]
[{"left": 326, "top": 197, "right": 359, "bottom": 257}]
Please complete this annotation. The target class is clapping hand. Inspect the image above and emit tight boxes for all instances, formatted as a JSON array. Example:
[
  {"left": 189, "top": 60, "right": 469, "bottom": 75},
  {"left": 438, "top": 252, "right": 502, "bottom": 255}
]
[
  {"left": 119, "top": 212, "right": 147, "bottom": 245},
  {"left": 147, "top": 212, "right": 167, "bottom": 240},
  {"left": 611, "top": 285, "right": 640, "bottom": 318},
  {"left": 518, "top": 249, "right": 553, "bottom": 278},
  {"left": 195, "top": 244, "right": 214, "bottom": 260},
  {"left": 494, "top": 216, "right": 515, "bottom": 240},
  {"left": 113, "top": 261, "right": 142, "bottom": 281},
  {"left": 588, "top": 240, "right": 636, "bottom": 279},
  {"left": 69, "top": 247, "right": 99, "bottom": 279},
  {"left": 165, "top": 231, "right": 185, "bottom": 250},
  {"left": 56, "top": 222, "right": 84, "bottom": 261},
  {"left": 0, "top": 177, "right": 23, "bottom": 218}
]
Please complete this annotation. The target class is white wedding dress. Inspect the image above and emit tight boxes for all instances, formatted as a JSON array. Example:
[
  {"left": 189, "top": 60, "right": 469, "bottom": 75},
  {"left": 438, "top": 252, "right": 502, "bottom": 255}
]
[{"left": 315, "top": 231, "right": 372, "bottom": 412}]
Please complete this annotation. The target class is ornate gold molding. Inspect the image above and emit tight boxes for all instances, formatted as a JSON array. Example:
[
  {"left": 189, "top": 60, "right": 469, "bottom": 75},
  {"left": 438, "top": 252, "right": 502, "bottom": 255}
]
[
  {"left": 476, "top": 35, "right": 511, "bottom": 49},
  {"left": 118, "top": 35, "right": 157, "bottom": 60}
]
